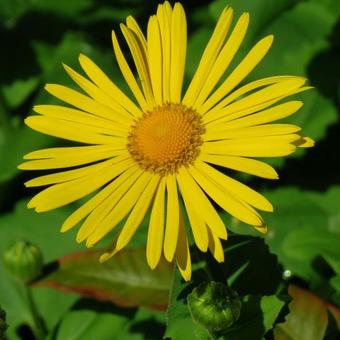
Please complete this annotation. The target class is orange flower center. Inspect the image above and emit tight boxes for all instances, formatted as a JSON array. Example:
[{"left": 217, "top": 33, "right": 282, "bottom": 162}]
[{"left": 128, "top": 103, "right": 205, "bottom": 175}]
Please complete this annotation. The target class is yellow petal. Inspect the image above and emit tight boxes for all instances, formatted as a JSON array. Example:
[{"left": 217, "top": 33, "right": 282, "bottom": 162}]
[
  {"left": 201, "top": 135, "right": 299, "bottom": 157},
  {"left": 147, "top": 15, "right": 163, "bottom": 105},
  {"left": 195, "top": 160, "right": 273, "bottom": 212},
  {"left": 44, "top": 84, "right": 129, "bottom": 126},
  {"left": 111, "top": 30, "right": 148, "bottom": 111},
  {"left": 126, "top": 16, "right": 147, "bottom": 54},
  {"left": 183, "top": 7, "right": 233, "bottom": 106},
  {"left": 24, "top": 158, "right": 115, "bottom": 187},
  {"left": 177, "top": 172, "right": 209, "bottom": 252},
  {"left": 61, "top": 165, "right": 139, "bottom": 233},
  {"left": 78, "top": 53, "right": 142, "bottom": 117},
  {"left": 25, "top": 116, "right": 126, "bottom": 143},
  {"left": 195, "top": 11, "right": 249, "bottom": 109},
  {"left": 157, "top": 3, "right": 172, "bottom": 102},
  {"left": 76, "top": 168, "right": 143, "bottom": 243},
  {"left": 207, "top": 229, "right": 224, "bottom": 263},
  {"left": 204, "top": 123, "right": 301, "bottom": 141},
  {"left": 33, "top": 105, "right": 125, "bottom": 134},
  {"left": 147, "top": 178, "right": 166, "bottom": 269},
  {"left": 86, "top": 171, "right": 153, "bottom": 246},
  {"left": 188, "top": 165, "right": 264, "bottom": 226},
  {"left": 116, "top": 175, "right": 160, "bottom": 251},
  {"left": 204, "top": 78, "right": 306, "bottom": 124},
  {"left": 170, "top": 3, "right": 186, "bottom": 102},
  {"left": 164, "top": 174, "right": 180, "bottom": 262},
  {"left": 178, "top": 167, "right": 227, "bottom": 239},
  {"left": 63, "top": 63, "right": 132, "bottom": 121},
  {"left": 176, "top": 210, "right": 192, "bottom": 281},
  {"left": 28, "top": 157, "right": 133, "bottom": 212},
  {"left": 203, "top": 75, "right": 298, "bottom": 116},
  {"left": 201, "top": 35, "right": 274, "bottom": 113},
  {"left": 20, "top": 146, "right": 126, "bottom": 170},
  {"left": 200, "top": 154, "right": 278, "bottom": 179},
  {"left": 120, "top": 24, "right": 155, "bottom": 107},
  {"left": 294, "top": 136, "right": 315, "bottom": 148}
]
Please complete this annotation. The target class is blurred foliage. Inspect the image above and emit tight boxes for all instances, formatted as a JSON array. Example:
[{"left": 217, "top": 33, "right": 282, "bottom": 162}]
[{"left": 0, "top": 0, "right": 340, "bottom": 339}]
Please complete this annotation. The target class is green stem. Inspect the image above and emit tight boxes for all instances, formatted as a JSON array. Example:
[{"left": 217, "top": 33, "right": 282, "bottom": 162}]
[{"left": 25, "top": 286, "right": 45, "bottom": 340}]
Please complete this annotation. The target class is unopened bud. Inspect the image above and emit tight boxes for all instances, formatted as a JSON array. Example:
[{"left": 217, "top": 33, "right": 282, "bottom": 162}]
[
  {"left": 3, "top": 240, "right": 43, "bottom": 283},
  {"left": 0, "top": 305, "right": 8, "bottom": 339},
  {"left": 187, "top": 281, "right": 241, "bottom": 334}
]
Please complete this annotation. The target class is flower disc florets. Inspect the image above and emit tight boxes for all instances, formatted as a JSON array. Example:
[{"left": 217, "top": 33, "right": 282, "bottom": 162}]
[{"left": 128, "top": 103, "right": 205, "bottom": 175}]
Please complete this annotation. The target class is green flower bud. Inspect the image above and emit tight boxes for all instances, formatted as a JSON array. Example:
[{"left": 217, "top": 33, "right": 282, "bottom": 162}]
[
  {"left": 187, "top": 281, "right": 241, "bottom": 334},
  {"left": 3, "top": 240, "right": 43, "bottom": 283},
  {"left": 0, "top": 305, "right": 8, "bottom": 339}
]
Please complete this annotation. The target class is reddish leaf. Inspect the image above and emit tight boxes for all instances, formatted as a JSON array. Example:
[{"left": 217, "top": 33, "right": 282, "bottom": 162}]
[
  {"left": 274, "top": 285, "right": 340, "bottom": 340},
  {"left": 33, "top": 248, "right": 173, "bottom": 310}
]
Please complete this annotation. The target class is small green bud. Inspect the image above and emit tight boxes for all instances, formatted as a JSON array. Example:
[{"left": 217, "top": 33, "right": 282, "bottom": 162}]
[
  {"left": 3, "top": 240, "right": 43, "bottom": 283},
  {"left": 187, "top": 281, "right": 241, "bottom": 334},
  {"left": 0, "top": 305, "right": 8, "bottom": 339}
]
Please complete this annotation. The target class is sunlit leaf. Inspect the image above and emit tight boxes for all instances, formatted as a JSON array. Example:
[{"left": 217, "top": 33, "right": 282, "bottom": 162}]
[
  {"left": 274, "top": 285, "right": 340, "bottom": 340},
  {"left": 34, "top": 248, "right": 173, "bottom": 310}
]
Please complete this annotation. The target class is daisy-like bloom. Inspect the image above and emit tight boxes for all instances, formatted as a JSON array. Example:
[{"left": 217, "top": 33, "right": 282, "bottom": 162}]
[{"left": 20, "top": 2, "right": 314, "bottom": 281}]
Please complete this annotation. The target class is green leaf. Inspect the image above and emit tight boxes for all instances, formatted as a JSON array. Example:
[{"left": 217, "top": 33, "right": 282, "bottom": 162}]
[
  {"left": 260, "top": 187, "right": 340, "bottom": 299},
  {"left": 0, "top": 123, "right": 54, "bottom": 184},
  {"left": 1, "top": 77, "right": 39, "bottom": 109},
  {"left": 274, "top": 285, "right": 340, "bottom": 340},
  {"left": 222, "top": 295, "right": 285, "bottom": 340},
  {"left": 0, "top": 200, "right": 81, "bottom": 339},
  {"left": 34, "top": 248, "right": 173, "bottom": 310},
  {"left": 54, "top": 304, "right": 165, "bottom": 340}
]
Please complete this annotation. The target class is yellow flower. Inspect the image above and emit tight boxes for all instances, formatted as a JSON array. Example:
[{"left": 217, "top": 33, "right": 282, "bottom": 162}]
[{"left": 20, "top": 2, "right": 313, "bottom": 281}]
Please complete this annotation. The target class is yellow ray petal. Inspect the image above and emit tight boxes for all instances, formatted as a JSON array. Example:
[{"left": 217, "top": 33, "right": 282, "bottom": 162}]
[
  {"left": 200, "top": 154, "right": 278, "bottom": 179},
  {"left": 201, "top": 135, "right": 299, "bottom": 157},
  {"left": 147, "top": 177, "right": 166, "bottom": 269},
  {"left": 78, "top": 54, "right": 142, "bottom": 118},
  {"left": 201, "top": 35, "right": 274, "bottom": 113},
  {"left": 61, "top": 165, "right": 138, "bottom": 232},
  {"left": 195, "top": 160, "right": 273, "bottom": 212},
  {"left": 203, "top": 75, "right": 298, "bottom": 116},
  {"left": 170, "top": 3, "right": 186, "bottom": 103},
  {"left": 63, "top": 63, "right": 132, "bottom": 121},
  {"left": 177, "top": 172, "right": 209, "bottom": 252},
  {"left": 195, "top": 12, "right": 249, "bottom": 109},
  {"left": 120, "top": 24, "right": 155, "bottom": 107},
  {"left": 183, "top": 7, "right": 233, "bottom": 106},
  {"left": 188, "top": 165, "right": 264, "bottom": 226},
  {"left": 157, "top": 3, "right": 171, "bottom": 102},
  {"left": 207, "top": 229, "right": 224, "bottom": 263},
  {"left": 147, "top": 15, "right": 163, "bottom": 105},
  {"left": 76, "top": 167, "right": 143, "bottom": 243},
  {"left": 20, "top": 146, "right": 126, "bottom": 170},
  {"left": 178, "top": 167, "right": 227, "bottom": 239},
  {"left": 86, "top": 171, "right": 153, "bottom": 246},
  {"left": 111, "top": 30, "right": 148, "bottom": 111},
  {"left": 126, "top": 16, "right": 147, "bottom": 55},
  {"left": 33, "top": 105, "right": 125, "bottom": 134},
  {"left": 204, "top": 78, "right": 306, "bottom": 124},
  {"left": 164, "top": 174, "right": 180, "bottom": 262},
  {"left": 24, "top": 158, "right": 116, "bottom": 187},
  {"left": 116, "top": 175, "right": 160, "bottom": 251},
  {"left": 176, "top": 210, "right": 192, "bottom": 281},
  {"left": 204, "top": 123, "right": 301, "bottom": 141},
  {"left": 25, "top": 116, "right": 125, "bottom": 144},
  {"left": 44, "top": 84, "right": 130, "bottom": 126},
  {"left": 28, "top": 157, "right": 133, "bottom": 212},
  {"left": 294, "top": 136, "right": 315, "bottom": 148}
]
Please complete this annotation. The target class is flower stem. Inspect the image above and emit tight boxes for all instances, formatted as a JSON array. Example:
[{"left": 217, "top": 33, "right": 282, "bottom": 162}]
[{"left": 25, "top": 286, "right": 45, "bottom": 340}]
